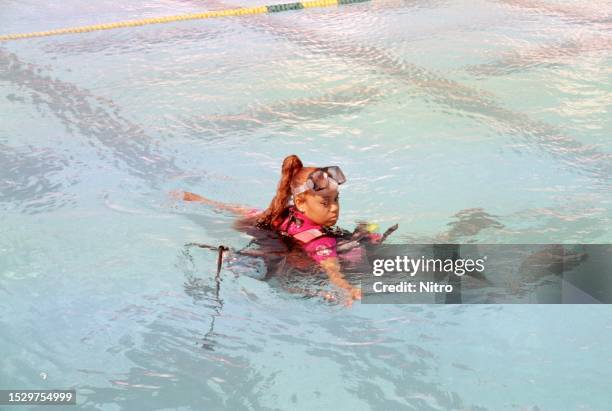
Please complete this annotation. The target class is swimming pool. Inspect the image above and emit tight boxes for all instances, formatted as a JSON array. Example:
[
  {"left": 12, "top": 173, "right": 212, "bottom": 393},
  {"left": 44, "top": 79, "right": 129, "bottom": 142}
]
[{"left": 1, "top": 0, "right": 611, "bottom": 409}]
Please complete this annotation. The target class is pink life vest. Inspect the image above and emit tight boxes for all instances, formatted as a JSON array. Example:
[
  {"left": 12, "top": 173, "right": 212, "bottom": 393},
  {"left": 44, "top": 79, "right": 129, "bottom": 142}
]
[{"left": 277, "top": 208, "right": 338, "bottom": 263}]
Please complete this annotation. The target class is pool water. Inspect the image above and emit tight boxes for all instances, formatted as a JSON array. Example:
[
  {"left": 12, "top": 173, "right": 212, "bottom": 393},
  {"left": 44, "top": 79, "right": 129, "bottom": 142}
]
[{"left": 1, "top": 0, "right": 611, "bottom": 409}]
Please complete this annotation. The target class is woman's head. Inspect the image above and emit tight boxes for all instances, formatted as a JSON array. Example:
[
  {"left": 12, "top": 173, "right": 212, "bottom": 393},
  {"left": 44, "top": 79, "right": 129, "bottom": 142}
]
[
  {"left": 294, "top": 184, "right": 340, "bottom": 227},
  {"left": 256, "top": 155, "right": 341, "bottom": 228}
]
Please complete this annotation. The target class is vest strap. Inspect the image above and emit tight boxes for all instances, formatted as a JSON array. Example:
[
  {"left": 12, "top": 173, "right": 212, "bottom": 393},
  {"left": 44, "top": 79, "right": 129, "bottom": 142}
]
[{"left": 293, "top": 228, "right": 324, "bottom": 243}]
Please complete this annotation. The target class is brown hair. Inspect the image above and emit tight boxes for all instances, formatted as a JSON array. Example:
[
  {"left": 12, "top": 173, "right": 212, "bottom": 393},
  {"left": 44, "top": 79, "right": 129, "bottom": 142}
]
[{"left": 255, "top": 155, "right": 316, "bottom": 229}]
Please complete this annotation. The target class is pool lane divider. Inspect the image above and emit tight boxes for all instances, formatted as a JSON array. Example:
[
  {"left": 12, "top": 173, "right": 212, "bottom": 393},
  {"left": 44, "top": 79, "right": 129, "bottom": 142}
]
[{"left": 0, "top": 0, "right": 370, "bottom": 41}]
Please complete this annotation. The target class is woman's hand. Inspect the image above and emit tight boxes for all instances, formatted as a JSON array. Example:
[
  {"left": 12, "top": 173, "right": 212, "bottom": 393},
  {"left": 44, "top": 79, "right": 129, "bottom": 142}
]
[
  {"left": 319, "top": 287, "right": 361, "bottom": 307},
  {"left": 169, "top": 189, "right": 202, "bottom": 202},
  {"left": 342, "top": 287, "right": 362, "bottom": 307},
  {"left": 183, "top": 191, "right": 204, "bottom": 202},
  {"left": 321, "top": 288, "right": 361, "bottom": 307},
  {"left": 320, "top": 291, "right": 338, "bottom": 303}
]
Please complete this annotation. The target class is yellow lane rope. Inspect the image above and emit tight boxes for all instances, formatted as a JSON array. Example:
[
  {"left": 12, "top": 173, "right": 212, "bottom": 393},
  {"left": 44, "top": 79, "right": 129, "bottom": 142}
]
[{"left": 0, "top": 0, "right": 369, "bottom": 41}]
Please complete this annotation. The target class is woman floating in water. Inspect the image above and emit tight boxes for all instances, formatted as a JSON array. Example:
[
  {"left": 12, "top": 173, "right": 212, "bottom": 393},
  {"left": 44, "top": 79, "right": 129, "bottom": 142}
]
[{"left": 174, "top": 154, "right": 394, "bottom": 306}]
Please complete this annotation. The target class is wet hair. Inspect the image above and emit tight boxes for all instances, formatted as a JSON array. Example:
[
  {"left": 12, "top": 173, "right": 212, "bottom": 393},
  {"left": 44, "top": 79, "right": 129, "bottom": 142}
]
[{"left": 255, "top": 155, "right": 316, "bottom": 229}]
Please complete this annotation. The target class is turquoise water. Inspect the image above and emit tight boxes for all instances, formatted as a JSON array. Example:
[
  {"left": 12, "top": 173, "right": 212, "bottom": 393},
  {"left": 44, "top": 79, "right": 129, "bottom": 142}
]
[{"left": 1, "top": 0, "right": 612, "bottom": 409}]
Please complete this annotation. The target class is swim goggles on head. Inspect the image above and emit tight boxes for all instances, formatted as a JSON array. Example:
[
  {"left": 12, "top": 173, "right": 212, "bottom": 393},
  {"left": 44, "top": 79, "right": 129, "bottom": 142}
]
[{"left": 292, "top": 166, "right": 346, "bottom": 195}]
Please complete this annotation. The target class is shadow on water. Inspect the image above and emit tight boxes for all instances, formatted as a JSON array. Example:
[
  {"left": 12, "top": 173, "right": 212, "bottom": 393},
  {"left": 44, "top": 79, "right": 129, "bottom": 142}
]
[
  {"left": 4, "top": 0, "right": 611, "bottom": 187},
  {"left": 467, "top": 33, "right": 612, "bottom": 77},
  {"left": 0, "top": 48, "right": 199, "bottom": 189},
  {"left": 497, "top": 0, "right": 612, "bottom": 25},
  {"left": 399, "top": 208, "right": 506, "bottom": 244},
  {"left": 313, "top": 316, "right": 489, "bottom": 410},
  {"left": 0, "top": 143, "right": 77, "bottom": 213},
  {"left": 286, "top": 30, "right": 610, "bottom": 182},
  {"left": 480, "top": 0, "right": 612, "bottom": 76},
  {"left": 66, "top": 299, "right": 489, "bottom": 410},
  {"left": 72, "top": 328, "right": 278, "bottom": 411},
  {"left": 197, "top": 0, "right": 612, "bottom": 185},
  {"left": 439, "top": 208, "right": 506, "bottom": 243},
  {"left": 181, "top": 84, "right": 387, "bottom": 139},
  {"left": 148, "top": 0, "right": 612, "bottom": 182}
]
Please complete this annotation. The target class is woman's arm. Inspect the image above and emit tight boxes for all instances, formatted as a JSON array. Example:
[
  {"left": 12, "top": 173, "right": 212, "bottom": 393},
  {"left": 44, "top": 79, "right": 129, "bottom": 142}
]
[
  {"left": 301, "top": 237, "right": 361, "bottom": 305},
  {"left": 320, "top": 257, "right": 362, "bottom": 305},
  {"left": 171, "top": 190, "right": 257, "bottom": 217}
]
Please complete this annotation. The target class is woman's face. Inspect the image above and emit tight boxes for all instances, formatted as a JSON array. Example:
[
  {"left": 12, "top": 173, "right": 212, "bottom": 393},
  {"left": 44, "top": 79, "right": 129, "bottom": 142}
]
[{"left": 296, "top": 188, "right": 340, "bottom": 227}]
